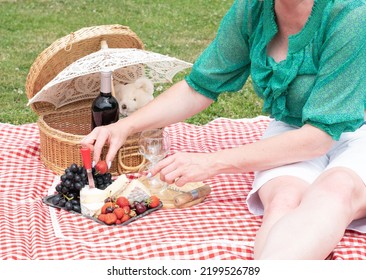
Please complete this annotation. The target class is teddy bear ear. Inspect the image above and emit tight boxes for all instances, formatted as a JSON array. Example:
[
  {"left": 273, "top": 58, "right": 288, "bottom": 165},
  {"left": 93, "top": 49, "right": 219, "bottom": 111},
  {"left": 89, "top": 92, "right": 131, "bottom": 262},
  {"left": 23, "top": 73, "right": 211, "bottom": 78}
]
[
  {"left": 135, "top": 77, "right": 154, "bottom": 94},
  {"left": 113, "top": 82, "right": 128, "bottom": 97}
]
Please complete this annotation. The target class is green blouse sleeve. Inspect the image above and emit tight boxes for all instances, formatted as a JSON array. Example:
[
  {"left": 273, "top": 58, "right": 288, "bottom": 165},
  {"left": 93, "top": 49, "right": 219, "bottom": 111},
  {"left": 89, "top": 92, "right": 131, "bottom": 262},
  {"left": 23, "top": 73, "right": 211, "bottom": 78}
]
[
  {"left": 303, "top": 4, "right": 366, "bottom": 140},
  {"left": 185, "top": 0, "right": 253, "bottom": 101}
]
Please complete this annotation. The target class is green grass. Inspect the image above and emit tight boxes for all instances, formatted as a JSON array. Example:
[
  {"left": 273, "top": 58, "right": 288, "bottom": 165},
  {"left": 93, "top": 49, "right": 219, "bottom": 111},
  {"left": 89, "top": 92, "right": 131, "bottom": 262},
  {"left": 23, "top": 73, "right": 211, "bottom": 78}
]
[{"left": 0, "top": 0, "right": 263, "bottom": 125}]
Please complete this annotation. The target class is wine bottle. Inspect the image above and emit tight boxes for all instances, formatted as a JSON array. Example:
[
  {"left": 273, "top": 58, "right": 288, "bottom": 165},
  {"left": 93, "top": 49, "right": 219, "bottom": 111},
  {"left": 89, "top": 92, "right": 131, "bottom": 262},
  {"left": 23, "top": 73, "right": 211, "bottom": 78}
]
[{"left": 91, "top": 71, "right": 119, "bottom": 130}]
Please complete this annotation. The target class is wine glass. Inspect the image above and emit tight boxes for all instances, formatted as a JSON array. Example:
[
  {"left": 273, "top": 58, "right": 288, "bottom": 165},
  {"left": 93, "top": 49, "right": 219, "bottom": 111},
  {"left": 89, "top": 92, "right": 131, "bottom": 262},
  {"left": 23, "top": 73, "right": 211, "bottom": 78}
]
[{"left": 138, "top": 128, "right": 170, "bottom": 191}]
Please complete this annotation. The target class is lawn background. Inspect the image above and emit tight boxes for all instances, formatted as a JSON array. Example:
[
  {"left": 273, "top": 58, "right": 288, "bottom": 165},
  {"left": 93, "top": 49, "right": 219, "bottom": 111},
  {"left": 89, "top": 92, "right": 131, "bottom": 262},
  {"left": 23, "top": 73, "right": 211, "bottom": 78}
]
[{"left": 0, "top": 0, "right": 263, "bottom": 125}]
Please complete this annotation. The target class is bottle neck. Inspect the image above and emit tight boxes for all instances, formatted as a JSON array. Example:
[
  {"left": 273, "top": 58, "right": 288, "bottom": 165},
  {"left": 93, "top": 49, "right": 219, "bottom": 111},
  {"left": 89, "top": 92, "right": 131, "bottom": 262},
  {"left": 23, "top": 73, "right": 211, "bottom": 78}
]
[{"left": 100, "top": 71, "right": 112, "bottom": 95}]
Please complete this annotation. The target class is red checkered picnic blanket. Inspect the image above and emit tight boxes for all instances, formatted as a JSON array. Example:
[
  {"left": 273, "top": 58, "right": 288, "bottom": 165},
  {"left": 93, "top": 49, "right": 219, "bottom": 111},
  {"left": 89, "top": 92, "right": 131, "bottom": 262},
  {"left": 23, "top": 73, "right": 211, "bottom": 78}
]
[{"left": 1, "top": 116, "right": 365, "bottom": 260}]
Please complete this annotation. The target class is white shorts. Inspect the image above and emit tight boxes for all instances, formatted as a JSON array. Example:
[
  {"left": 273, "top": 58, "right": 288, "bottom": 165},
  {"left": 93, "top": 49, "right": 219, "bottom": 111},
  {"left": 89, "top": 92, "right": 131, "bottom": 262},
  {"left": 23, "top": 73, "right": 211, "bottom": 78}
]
[{"left": 246, "top": 119, "right": 366, "bottom": 233}]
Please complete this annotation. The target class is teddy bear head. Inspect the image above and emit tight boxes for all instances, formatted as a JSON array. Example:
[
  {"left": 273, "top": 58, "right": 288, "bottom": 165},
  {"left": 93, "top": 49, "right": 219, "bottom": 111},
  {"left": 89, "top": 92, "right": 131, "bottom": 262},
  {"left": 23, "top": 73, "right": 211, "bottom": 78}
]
[{"left": 114, "top": 77, "right": 154, "bottom": 117}]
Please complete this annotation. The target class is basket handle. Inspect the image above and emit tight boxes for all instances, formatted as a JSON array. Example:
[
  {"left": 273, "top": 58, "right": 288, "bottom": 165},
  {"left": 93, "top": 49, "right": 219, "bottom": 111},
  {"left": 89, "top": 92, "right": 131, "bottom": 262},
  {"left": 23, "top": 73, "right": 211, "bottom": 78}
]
[
  {"left": 100, "top": 40, "right": 109, "bottom": 49},
  {"left": 117, "top": 147, "right": 146, "bottom": 172}
]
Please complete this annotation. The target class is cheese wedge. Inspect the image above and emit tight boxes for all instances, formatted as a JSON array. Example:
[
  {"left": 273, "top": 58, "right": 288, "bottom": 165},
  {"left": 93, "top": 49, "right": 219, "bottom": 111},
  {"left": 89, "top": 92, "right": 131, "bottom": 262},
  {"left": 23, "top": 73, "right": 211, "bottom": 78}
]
[
  {"left": 80, "top": 174, "right": 129, "bottom": 216},
  {"left": 79, "top": 186, "right": 104, "bottom": 216},
  {"left": 102, "top": 174, "right": 130, "bottom": 199},
  {"left": 82, "top": 203, "right": 105, "bottom": 217},
  {"left": 120, "top": 179, "right": 151, "bottom": 204}
]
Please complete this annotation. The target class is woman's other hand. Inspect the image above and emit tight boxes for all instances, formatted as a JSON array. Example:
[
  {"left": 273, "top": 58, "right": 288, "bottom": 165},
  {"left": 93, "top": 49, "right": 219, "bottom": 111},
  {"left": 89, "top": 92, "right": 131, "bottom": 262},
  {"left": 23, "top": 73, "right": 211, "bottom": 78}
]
[{"left": 151, "top": 152, "right": 217, "bottom": 187}]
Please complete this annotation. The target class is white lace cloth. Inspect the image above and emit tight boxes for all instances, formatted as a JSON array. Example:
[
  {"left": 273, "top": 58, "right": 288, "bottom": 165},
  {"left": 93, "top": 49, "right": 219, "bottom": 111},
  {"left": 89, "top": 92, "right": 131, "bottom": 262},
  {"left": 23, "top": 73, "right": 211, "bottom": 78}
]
[{"left": 28, "top": 48, "right": 192, "bottom": 109}]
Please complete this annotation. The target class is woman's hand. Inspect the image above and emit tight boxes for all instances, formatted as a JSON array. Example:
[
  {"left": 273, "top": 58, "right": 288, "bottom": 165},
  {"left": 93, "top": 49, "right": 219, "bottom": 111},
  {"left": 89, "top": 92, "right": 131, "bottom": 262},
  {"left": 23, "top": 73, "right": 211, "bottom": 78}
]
[
  {"left": 150, "top": 152, "right": 217, "bottom": 187},
  {"left": 80, "top": 120, "right": 128, "bottom": 166}
]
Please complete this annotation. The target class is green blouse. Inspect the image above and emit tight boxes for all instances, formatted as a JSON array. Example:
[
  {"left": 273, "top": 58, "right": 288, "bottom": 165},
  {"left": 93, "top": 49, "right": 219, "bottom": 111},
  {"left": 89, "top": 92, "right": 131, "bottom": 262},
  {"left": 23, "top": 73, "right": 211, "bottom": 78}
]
[{"left": 185, "top": 0, "right": 366, "bottom": 140}]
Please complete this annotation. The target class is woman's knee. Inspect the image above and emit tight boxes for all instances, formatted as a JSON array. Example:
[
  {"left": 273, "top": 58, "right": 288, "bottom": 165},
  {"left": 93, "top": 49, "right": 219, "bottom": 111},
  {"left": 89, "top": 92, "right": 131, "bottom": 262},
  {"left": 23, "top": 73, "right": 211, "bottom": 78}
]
[
  {"left": 310, "top": 167, "right": 366, "bottom": 218},
  {"left": 312, "top": 167, "right": 363, "bottom": 202},
  {"left": 259, "top": 176, "right": 308, "bottom": 214}
]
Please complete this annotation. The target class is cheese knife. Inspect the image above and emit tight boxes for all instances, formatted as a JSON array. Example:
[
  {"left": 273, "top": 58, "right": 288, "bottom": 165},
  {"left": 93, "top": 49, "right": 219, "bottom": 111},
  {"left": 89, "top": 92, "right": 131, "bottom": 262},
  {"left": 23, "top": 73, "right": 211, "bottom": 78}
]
[{"left": 80, "top": 147, "right": 95, "bottom": 188}]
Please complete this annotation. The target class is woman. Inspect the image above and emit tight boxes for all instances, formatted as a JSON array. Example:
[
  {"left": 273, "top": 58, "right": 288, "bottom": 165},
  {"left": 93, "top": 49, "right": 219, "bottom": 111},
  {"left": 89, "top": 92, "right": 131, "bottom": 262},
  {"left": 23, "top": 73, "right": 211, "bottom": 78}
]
[{"left": 81, "top": 0, "right": 366, "bottom": 259}]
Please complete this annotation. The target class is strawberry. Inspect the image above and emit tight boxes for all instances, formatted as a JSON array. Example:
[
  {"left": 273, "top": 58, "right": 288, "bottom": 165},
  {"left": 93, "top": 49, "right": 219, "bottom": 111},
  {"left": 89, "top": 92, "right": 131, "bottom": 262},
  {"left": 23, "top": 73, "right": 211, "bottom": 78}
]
[
  {"left": 97, "top": 213, "right": 107, "bottom": 223},
  {"left": 121, "top": 213, "right": 130, "bottom": 223},
  {"left": 95, "top": 160, "right": 108, "bottom": 175},
  {"left": 114, "top": 207, "right": 125, "bottom": 220},
  {"left": 115, "top": 219, "right": 122, "bottom": 225},
  {"left": 104, "top": 213, "right": 117, "bottom": 225},
  {"left": 146, "top": 195, "right": 160, "bottom": 208},
  {"left": 122, "top": 205, "right": 130, "bottom": 214},
  {"left": 116, "top": 196, "right": 130, "bottom": 208}
]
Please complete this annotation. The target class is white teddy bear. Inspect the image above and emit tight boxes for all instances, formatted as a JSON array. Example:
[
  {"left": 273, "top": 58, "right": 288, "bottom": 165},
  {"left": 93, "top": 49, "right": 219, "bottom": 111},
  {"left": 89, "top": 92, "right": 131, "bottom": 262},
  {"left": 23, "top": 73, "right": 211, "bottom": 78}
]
[{"left": 114, "top": 77, "right": 154, "bottom": 118}]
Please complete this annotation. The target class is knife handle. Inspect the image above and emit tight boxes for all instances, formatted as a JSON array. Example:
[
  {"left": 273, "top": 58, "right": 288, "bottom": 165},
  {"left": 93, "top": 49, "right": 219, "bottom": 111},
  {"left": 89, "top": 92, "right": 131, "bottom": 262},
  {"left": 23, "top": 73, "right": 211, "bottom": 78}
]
[
  {"left": 80, "top": 147, "right": 92, "bottom": 169},
  {"left": 174, "top": 185, "right": 211, "bottom": 207}
]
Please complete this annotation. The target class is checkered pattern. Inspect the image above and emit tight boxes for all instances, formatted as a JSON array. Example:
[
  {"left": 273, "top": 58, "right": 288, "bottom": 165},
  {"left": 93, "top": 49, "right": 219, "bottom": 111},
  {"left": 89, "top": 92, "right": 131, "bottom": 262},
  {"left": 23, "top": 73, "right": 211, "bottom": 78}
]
[{"left": 1, "top": 117, "right": 365, "bottom": 260}]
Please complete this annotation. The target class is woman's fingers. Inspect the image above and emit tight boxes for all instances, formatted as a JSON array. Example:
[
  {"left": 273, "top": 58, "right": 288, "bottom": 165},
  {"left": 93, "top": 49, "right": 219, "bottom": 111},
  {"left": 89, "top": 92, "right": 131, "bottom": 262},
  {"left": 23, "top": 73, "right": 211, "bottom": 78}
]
[
  {"left": 80, "top": 129, "right": 98, "bottom": 151},
  {"left": 81, "top": 126, "right": 113, "bottom": 164},
  {"left": 105, "top": 139, "right": 123, "bottom": 167},
  {"left": 151, "top": 156, "right": 175, "bottom": 180},
  {"left": 151, "top": 152, "right": 213, "bottom": 186}
]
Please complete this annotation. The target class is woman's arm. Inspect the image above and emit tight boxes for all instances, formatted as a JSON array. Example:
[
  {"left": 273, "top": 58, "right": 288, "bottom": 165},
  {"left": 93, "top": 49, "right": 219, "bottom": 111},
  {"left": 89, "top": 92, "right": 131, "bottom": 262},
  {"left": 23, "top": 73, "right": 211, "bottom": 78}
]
[
  {"left": 154, "top": 123, "right": 334, "bottom": 186},
  {"left": 81, "top": 80, "right": 213, "bottom": 164},
  {"left": 212, "top": 123, "right": 333, "bottom": 173}
]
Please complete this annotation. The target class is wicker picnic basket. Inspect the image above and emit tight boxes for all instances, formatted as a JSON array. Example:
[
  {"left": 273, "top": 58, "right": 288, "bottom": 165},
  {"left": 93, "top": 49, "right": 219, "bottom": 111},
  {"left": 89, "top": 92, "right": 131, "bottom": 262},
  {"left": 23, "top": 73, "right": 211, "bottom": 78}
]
[{"left": 25, "top": 24, "right": 146, "bottom": 175}]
